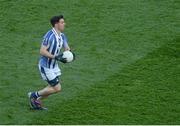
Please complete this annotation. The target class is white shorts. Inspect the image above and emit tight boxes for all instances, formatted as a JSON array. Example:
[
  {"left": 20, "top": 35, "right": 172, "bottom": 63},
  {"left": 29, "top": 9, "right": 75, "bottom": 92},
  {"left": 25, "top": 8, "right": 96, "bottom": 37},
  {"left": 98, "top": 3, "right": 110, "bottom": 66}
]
[{"left": 38, "top": 64, "right": 61, "bottom": 81}]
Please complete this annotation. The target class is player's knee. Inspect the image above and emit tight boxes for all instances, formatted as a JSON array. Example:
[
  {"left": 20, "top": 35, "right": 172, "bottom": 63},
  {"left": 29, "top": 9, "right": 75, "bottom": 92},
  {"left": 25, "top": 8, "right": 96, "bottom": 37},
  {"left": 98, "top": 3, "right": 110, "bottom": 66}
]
[
  {"left": 48, "top": 77, "right": 61, "bottom": 93},
  {"left": 53, "top": 83, "right": 61, "bottom": 93},
  {"left": 55, "top": 86, "right": 61, "bottom": 92}
]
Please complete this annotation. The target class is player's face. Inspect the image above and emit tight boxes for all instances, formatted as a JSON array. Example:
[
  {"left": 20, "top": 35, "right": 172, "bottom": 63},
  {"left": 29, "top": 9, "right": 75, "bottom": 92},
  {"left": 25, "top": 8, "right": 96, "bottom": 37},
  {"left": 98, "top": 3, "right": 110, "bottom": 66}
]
[{"left": 58, "top": 19, "right": 65, "bottom": 32}]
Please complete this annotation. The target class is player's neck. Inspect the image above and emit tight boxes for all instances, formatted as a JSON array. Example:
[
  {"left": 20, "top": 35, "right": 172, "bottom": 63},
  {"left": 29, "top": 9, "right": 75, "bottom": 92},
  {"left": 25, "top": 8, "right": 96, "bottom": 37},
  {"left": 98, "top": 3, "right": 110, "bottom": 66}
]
[{"left": 53, "top": 27, "right": 61, "bottom": 35}]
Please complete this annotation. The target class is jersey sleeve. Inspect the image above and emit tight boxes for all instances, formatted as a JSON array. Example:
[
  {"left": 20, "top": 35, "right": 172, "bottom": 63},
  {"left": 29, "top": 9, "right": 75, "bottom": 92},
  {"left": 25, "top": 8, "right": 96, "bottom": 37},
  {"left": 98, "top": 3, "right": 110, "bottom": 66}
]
[
  {"left": 42, "top": 36, "right": 49, "bottom": 46},
  {"left": 61, "top": 33, "right": 69, "bottom": 48}
]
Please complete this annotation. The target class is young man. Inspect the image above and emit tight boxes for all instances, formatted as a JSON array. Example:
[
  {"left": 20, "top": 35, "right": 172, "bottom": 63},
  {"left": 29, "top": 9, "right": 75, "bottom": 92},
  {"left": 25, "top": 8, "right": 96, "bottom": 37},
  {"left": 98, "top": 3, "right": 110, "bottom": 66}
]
[{"left": 28, "top": 15, "right": 74, "bottom": 110}]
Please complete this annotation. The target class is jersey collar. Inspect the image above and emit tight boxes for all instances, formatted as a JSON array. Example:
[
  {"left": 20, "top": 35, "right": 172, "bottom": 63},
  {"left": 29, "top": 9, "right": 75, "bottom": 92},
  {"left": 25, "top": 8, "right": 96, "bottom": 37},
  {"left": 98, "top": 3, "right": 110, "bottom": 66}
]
[{"left": 52, "top": 28, "right": 62, "bottom": 39}]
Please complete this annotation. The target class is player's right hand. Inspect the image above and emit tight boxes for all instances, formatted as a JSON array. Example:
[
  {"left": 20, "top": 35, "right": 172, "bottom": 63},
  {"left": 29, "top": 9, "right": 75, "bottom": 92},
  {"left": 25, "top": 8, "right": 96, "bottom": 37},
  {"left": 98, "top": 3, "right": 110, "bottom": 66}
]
[{"left": 55, "top": 53, "right": 67, "bottom": 63}]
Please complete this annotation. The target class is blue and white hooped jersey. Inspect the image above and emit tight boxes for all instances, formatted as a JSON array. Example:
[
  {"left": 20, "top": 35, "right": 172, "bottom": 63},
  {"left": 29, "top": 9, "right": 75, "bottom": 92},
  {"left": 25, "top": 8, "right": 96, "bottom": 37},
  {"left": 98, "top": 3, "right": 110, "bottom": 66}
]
[{"left": 39, "top": 28, "right": 69, "bottom": 68}]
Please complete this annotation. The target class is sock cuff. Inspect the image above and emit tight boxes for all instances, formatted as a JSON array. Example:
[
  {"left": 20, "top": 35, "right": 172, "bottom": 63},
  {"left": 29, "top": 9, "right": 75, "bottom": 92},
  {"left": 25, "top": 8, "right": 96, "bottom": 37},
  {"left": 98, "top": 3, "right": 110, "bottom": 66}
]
[{"left": 36, "top": 92, "right": 40, "bottom": 97}]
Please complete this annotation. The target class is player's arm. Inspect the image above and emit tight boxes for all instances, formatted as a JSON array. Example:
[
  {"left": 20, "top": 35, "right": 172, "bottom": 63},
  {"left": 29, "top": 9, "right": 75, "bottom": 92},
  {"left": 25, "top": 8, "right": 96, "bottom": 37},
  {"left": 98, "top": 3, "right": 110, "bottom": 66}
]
[
  {"left": 61, "top": 33, "right": 75, "bottom": 61},
  {"left": 64, "top": 45, "right": 70, "bottom": 51},
  {"left": 40, "top": 45, "right": 67, "bottom": 63},
  {"left": 62, "top": 33, "right": 70, "bottom": 51},
  {"left": 63, "top": 40, "right": 70, "bottom": 51},
  {"left": 63, "top": 41, "right": 76, "bottom": 61},
  {"left": 40, "top": 37, "right": 55, "bottom": 59},
  {"left": 40, "top": 45, "right": 55, "bottom": 59}
]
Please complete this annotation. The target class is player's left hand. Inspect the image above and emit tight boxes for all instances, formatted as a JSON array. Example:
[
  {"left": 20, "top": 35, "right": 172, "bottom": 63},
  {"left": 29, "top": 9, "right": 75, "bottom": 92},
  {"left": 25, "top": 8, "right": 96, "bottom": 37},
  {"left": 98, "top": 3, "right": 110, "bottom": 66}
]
[{"left": 55, "top": 53, "right": 67, "bottom": 63}]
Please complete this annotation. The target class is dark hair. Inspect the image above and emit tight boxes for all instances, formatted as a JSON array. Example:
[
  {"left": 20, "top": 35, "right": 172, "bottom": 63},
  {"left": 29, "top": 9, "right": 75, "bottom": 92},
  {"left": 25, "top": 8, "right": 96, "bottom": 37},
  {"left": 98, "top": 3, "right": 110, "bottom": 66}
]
[{"left": 50, "top": 15, "right": 64, "bottom": 27}]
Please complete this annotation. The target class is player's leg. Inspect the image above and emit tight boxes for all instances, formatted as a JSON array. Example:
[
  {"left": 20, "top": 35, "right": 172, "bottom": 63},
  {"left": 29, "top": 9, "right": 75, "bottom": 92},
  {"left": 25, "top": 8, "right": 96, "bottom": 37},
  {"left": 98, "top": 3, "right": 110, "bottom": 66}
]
[
  {"left": 35, "top": 65, "right": 61, "bottom": 97},
  {"left": 37, "top": 83, "right": 61, "bottom": 99},
  {"left": 37, "top": 65, "right": 62, "bottom": 97},
  {"left": 52, "top": 83, "right": 61, "bottom": 92},
  {"left": 30, "top": 76, "right": 61, "bottom": 99},
  {"left": 28, "top": 76, "right": 61, "bottom": 109},
  {"left": 28, "top": 65, "right": 61, "bottom": 110},
  {"left": 28, "top": 83, "right": 61, "bottom": 110},
  {"left": 35, "top": 83, "right": 61, "bottom": 103}
]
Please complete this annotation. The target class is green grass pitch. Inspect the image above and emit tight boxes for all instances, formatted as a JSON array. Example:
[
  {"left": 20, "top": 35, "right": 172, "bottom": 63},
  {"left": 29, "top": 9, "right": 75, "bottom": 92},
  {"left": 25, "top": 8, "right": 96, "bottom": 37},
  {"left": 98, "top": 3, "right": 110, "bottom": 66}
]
[{"left": 0, "top": 0, "right": 179, "bottom": 124}]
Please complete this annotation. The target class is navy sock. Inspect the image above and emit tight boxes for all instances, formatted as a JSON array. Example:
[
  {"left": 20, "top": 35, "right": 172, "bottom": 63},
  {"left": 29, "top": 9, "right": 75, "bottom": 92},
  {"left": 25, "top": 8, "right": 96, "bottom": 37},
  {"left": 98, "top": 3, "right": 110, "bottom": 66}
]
[{"left": 32, "top": 92, "right": 40, "bottom": 99}]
